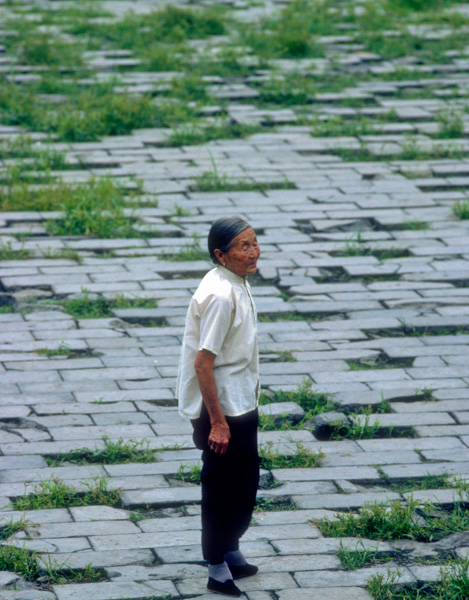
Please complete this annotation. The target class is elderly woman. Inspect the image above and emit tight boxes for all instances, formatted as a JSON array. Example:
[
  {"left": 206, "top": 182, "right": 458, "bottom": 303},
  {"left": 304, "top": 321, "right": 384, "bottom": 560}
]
[{"left": 177, "top": 217, "right": 261, "bottom": 597}]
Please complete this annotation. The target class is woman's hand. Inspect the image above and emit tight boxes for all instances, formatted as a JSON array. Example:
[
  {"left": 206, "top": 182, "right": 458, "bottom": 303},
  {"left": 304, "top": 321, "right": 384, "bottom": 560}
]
[
  {"left": 208, "top": 422, "right": 230, "bottom": 455},
  {"left": 194, "top": 349, "right": 231, "bottom": 455}
]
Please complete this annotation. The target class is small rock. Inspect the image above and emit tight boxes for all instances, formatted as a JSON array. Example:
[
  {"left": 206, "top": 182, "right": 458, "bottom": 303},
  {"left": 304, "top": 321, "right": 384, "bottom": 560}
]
[
  {"left": 0, "top": 293, "right": 14, "bottom": 307},
  {"left": 14, "top": 592, "right": 56, "bottom": 600},
  {"left": 310, "top": 412, "right": 350, "bottom": 440},
  {"left": 0, "top": 572, "right": 21, "bottom": 589}
]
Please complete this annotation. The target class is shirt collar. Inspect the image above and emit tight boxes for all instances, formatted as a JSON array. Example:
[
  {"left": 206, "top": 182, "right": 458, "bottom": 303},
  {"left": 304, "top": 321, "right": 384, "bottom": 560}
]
[{"left": 217, "top": 265, "right": 246, "bottom": 285}]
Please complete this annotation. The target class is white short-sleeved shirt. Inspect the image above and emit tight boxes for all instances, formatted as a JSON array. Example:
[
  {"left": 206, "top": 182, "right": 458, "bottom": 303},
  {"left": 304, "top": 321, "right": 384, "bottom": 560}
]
[{"left": 177, "top": 265, "right": 259, "bottom": 419}]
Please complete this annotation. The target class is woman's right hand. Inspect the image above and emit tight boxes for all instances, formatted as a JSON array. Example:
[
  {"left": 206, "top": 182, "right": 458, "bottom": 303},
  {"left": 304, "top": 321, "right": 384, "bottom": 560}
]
[{"left": 208, "top": 422, "right": 230, "bottom": 455}]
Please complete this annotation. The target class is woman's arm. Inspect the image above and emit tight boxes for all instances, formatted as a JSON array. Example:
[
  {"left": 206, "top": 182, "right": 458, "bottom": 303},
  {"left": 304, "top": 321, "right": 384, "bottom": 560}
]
[{"left": 194, "top": 349, "right": 230, "bottom": 455}]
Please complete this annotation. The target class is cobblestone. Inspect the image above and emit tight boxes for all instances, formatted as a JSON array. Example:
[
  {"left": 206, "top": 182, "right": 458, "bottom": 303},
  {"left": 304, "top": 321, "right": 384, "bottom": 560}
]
[{"left": 1, "top": 0, "right": 469, "bottom": 598}]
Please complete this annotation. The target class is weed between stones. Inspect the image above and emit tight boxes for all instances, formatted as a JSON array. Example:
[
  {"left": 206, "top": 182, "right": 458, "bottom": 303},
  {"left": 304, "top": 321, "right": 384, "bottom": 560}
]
[
  {"left": 385, "top": 474, "right": 453, "bottom": 494},
  {"left": 259, "top": 379, "right": 336, "bottom": 417},
  {"left": 368, "top": 558, "right": 469, "bottom": 600},
  {"left": 0, "top": 240, "right": 30, "bottom": 260},
  {"left": 0, "top": 542, "right": 105, "bottom": 585},
  {"left": 335, "top": 234, "right": 409, "bottom": 260},
  {"left": 35, "top": 342, "right": 93, "bottom": 359},
  {"left": 259, "top": 441, "right": 324, "bottom": 469},
  {"left": 175, "top": 463, "right": 202, "bottom": 485},
  {"left": 49, "top": 290, "right": 158, "bottom": 319},
  {"left": 313, "top": 490, "right": 469, "bottom": 543},
  {"left": 0, "top": 517, "right": 28, "bottom": 541},
  {"left": 452, "top": 200, "right": 469, "bottom": 219},
  {"left": 159, "top": 235, "right": 210, "bottom": 262},
  {"left": 254, "top": 497, "right": 298, "bottom": 513},
  {"left": 13, "top": 475, "right": 120, "bottom": 510},
  {"left": 338, "top": 540, "right": 394, "bottom": 570},
  {"left": 44, "top": 437, "right": 159, "bottom": 467}
]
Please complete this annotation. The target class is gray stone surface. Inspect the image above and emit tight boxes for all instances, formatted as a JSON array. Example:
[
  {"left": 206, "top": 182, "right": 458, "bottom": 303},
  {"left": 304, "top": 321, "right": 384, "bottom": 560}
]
[{"left": 2, "top": 0, "right": 469, "bottom": 596}]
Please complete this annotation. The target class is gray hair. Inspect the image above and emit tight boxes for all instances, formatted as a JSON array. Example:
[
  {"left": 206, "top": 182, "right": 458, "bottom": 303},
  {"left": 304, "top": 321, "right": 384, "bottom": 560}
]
[{"left": 208, "top": 217, "right": 251, "bottom": 264}]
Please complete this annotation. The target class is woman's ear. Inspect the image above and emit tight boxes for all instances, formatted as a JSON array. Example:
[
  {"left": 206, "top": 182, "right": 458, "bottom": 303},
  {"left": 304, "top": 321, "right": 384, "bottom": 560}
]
[{"left": 214, "top": 249, "right": 225, "bottom": 266}]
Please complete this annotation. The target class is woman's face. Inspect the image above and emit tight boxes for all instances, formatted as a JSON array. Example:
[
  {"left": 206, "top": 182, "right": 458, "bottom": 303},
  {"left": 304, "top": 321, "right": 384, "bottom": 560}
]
[{"left": 216, "top": 227, "right": 260, "bottom": 279}]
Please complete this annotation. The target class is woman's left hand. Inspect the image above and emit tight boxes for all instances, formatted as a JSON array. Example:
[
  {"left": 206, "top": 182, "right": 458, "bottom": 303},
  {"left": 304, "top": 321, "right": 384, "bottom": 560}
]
[{"left": 208, "top": 422, "right": 230, "bottom": 455}]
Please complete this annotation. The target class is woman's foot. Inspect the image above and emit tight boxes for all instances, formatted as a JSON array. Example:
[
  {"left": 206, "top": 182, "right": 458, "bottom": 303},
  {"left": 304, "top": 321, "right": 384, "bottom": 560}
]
[
  {"left": 224, "top": 550, "right": 259, "bottom": 579},
  {"left": 228, "top": 563, "right": 258, "bottom": 579},
  {"left": 207, "top": 561, "right": 242, "bottom": 597},
  {"left": 207, "top": 577, "right": 242, "bottom": 597}
]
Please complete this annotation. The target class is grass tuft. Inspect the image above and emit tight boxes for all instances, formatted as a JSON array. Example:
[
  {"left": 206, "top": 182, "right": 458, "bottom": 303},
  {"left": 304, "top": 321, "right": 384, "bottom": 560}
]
[
  {"left": 0, "top": 241, "right": 30, "bottom": 260},
  {"left": 0, "top": 518, "right": 29, "bottom": 541},
  {"left": 54, "top": 290, "right": 158, "bottom": 319},
  {"left": 452, "top": 200, "right": 469, "bottom": 220},
  {"left": 260, "top": 379, "right": 336, "bottom": 417},
  {"left": 259, "top": 441, "right": 324, "bottom": 470},
  {"left": 338, "top": 540, "right": 393, "bottom": 570},
  {"left": 44, "top": 437, "right": 159, "bottom": 467},
  {"left": 314, "top": 493, "right": 469, "bottom": 543},
  {"left": 329, "top": 414, "right": 383, "bottom": 440},
  {"left": 13, "top": 475, "right": 120, "bottom": 510},
  {"left": 175, "top": 464, "right": 202, "bottom": 485},
  {"left": 159, "top": 235, "right": 209, "bottom": 262},
  {"left": 254, "top": 497, "right": 298, "bottom": 512}
]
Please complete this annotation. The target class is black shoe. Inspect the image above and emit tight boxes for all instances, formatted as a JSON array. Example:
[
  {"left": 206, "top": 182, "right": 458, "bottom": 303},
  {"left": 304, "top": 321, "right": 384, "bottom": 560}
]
[
  {"left": 228, "top": 563, "right": 259, "bottom": 579},
  {"left": 207, "top": 577, "right": 242, "bottom": 597}
]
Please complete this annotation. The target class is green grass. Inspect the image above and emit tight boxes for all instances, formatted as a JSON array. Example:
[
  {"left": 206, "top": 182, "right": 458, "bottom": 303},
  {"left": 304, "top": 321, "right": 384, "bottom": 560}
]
[
  {"left": 35, "top": 342, "right": 76, "bottom": 358},
  {"left": 332, "top": 142, "right": 465, "bottom": 162},
  {"left": 258, "top": 412, "right": 294, "bottom": 432},
  {"left": 13, "top": 475, "right": 120, "bottom": 510},
  {"left": 335, "top": 234, "right": 408, "bottom": 261},
  {"left": 0, "top": 518, "right": 29, "bottom": 541},
  {"left": 241, "top": 0, "right": 335, "bottom": 60},
  {"left": 159, "top": 236, "right": 209, "bottom": 262},
  {"left": 175, "top": 464, "right": 202, "bottom": 485},
  {"left": 311, "top": 116, "right": 376, "bottom": 137},
  {"left": 346, "top": 356, "right": 413, "bottom": 371},
  {"left": 39, "top": 247, "right": 82, "bottom": 263},
  {"left": 0, "top": 136, "right": 67, "bottom": 170},
  {"left": 46, "top": 177, "right": 142, "bottom": 238},
  {"left": 52, "top": 290, "right": 158, "bottom": 319},
  {"left": 44, "top": 437, "right": 159, "bottom": 467},
  {"left": 338, "top": 540, "right": 394, "bottom": 570},
  {"left": 0, "top": 174, "right": 137, "bottom": 226},
  {"left": 18, "top": 33, "right": 84, "bottom": 68},
  {"left": 274, "top": 350, "right": 297, "bottom": 363},
  {"left": 329, "top": 414, "right": 384, "bottom": 440},
  {"left": 403, "top": 219, "right": 431, "bottom": 231},
  {"left": 435, "top": 109, "right": 464, "bottom": 139},
  {"left": 70, "top": 5, "right": 226, "bottom": 49},
  {"left": 259, "top": 441, "right": 324, "bottom": 470},
  {"left": 255, "top": 74, "right": 318, "bottom": 106},
  {"left": 167, "top": 121, "right": 261, "bottom": 147},
  {"left": 0, "top": 305, "right": 15, "bottom": 314},
  {"left": 368, "top": 558, "right": 469, "bottom": 600},
  {"left": 254, "top": 497, "right": 298, "bottom": 512},
  {"left": 0, "top": 542, "right": 104, "bottom": 585},
  {"left": 0, "top": 241, "right": 30, "bottom": 260},
  {"left": 314, "top": 494, "right": 469, "bottom": 543},
  {"left": 258, "top": 312, "right": 320, "bottom": 323},
  {"left": 452, "top": 200, "right": 469, "bottom": 220},
  {"left": 260, "top": 379, "right": 336, "bottom": 420},
  {"left": 0, "top": 80, "right": 193, "bottom": 142},
  {"left": 386, "top": 0, "right": 469, "bottom": 12},
  {"left": 0, "top": 544, "right": 40, "bottom": 581},
  {"left": 193, "top": 171, "right": 294, "bottom": 193},
  {"left": 387, "top": 474, "right": 451, "bottom": 494}
]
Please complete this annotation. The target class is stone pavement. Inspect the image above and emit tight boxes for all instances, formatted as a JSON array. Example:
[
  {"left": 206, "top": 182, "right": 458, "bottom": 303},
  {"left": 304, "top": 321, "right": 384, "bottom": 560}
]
[{"left": 1, "top": 0, "right": 469, "bottom": 598}]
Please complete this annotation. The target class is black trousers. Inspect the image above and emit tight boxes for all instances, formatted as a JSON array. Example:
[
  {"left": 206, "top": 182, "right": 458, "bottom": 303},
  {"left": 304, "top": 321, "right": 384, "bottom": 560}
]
[{"left": 191, "top": 403, "right": 259, "bottom": 564}]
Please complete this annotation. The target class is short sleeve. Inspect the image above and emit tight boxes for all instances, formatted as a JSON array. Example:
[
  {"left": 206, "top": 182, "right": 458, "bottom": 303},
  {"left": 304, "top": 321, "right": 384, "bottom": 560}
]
[{"left": 198, "top": 295, "right": 233, "bottom": 356}]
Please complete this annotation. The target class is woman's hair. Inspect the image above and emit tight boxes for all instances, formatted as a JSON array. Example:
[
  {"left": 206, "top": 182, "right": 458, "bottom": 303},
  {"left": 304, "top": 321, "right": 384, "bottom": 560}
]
[{"left": 208, "top": 217, "right": 251, "bottom": 264}]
